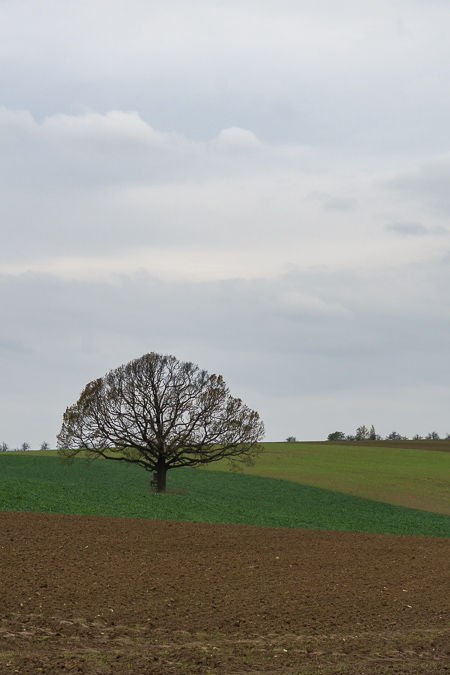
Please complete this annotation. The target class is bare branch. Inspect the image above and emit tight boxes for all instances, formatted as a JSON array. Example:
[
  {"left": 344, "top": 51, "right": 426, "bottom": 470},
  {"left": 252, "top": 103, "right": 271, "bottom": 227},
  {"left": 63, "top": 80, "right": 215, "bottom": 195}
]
[{"left": 57, "top": 352, "right": 265, "bottom": 491}]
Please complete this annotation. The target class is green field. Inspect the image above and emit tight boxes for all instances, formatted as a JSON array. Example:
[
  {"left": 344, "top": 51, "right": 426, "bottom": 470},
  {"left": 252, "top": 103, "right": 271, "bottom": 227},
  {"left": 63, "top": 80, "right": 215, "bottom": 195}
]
[
  {"left": 205, "top": 441, "right": 450, "bottom": 515},
  {"left": 1, "top": 454, "right": 449, "bottom": 537}
]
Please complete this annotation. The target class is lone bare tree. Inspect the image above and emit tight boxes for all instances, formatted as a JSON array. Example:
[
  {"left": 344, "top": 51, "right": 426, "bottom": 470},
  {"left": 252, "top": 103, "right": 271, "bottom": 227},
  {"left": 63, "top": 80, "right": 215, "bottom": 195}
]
[{"left": 57, "top": 352, "right": 265, "bottom": 492}]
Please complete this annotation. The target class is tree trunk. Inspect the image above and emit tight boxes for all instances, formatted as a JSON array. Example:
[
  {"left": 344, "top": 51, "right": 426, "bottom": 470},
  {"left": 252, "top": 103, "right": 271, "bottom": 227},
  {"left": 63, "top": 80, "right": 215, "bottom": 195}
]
[{"left": 156, "top": 464, "right": 167, "bottom": 493}]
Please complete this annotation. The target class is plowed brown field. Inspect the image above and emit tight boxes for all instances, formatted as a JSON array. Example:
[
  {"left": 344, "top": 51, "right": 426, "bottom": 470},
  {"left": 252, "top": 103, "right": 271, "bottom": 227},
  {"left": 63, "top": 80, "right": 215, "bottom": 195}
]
[{"left": 1, "top": 511, "right": 449, "bottom": 674}]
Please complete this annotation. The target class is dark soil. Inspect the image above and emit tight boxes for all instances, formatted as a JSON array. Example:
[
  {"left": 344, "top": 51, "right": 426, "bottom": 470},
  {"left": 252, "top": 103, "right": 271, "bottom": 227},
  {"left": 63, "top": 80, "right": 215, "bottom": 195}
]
[
  {"left": 1, "top": 511, "right": 449, "bottom": 673},
  {"left": 319, "top": 440, "right": 450, "bottom": 452}
]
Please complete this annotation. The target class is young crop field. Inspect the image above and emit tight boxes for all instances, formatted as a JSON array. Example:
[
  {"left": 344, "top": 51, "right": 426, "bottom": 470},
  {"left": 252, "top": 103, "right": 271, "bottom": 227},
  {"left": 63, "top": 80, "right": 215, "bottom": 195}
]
[
  {"left": 206, "top": 441, "right": 450, "bottom": 515},
  {"left": 7, "top": 439, "right": 450, "bottom": 514},
  {"left": 0, "top": 454, "right": 449, "bottom": 537}
]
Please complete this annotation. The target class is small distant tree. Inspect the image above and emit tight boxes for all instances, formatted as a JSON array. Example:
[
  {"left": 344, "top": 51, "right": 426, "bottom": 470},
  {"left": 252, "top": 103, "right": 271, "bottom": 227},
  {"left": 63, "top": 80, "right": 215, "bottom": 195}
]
[
  {"left": 368, "top": 425, "right": 381, "bottom": 441},
  {"left": 327, "top": 431, "right": 346, "bottom": 441},
  {"left": 346, "top": 434, "right": 356, "bottom": 441},
  {"left": 21, "top": 442, "right": 30, "bottom": 452},
  {"left": 355, "top": 425, "right": 370, "bottom": 441},
  {"left": 40, "top": 441, "right": 50, "bottom": 451},
  {"left": 0, "top": 442, "right": 8, "bottom": 452},
  {"left": 385, "top": 431, "right": 405, "bottom": 441},
  {"left": 285, "top": 436, "right": 297, "bottom": 442},
  {"left": 58, "top": 352, "right": 265, "bottom": 492},
  {"left": 412, "top": 434, "right": 423, "bottom": 440},
  {"left": 425, "top": 431, "right": 440, "bottom": 440}
]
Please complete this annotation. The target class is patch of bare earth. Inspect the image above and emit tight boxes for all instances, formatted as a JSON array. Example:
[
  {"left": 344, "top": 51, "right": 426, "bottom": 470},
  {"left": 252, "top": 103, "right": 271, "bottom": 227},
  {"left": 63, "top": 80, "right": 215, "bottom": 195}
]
[{"left": 1, "top": 511, "right": 449, "bottom": 673}]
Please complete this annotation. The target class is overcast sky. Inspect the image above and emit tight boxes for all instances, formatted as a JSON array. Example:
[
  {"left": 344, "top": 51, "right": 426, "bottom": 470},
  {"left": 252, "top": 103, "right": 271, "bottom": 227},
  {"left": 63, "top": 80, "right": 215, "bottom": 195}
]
[{"left": 1, "top": 0, "right": 450, "bottom": 447}]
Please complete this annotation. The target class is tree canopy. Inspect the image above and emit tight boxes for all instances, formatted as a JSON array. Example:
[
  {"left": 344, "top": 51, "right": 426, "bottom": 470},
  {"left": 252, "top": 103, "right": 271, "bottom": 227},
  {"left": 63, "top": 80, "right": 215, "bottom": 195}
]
[{"left": 57, "top": 352, "right": 265, "bottom": 491}]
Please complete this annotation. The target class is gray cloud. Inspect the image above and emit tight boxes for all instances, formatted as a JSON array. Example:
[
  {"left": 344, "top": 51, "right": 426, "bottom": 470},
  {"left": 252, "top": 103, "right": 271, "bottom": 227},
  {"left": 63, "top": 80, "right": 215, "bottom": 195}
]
[
  {"left": 3, "top": 106, "right": 449, "bottom": 282},
  {"left": 323, "top": 197, "right": 356, "bottom": 212},
  {"left": 387, "top": 155, "right": 450, "bottom": 213},
  {"left": 1, "top": 1, "right": 450, "bottom": 445},
  {"left": 386, "top": 222, "right": 449, "bottom": 236},
  {"left": 2, "top": 258, "right": 450, "bottom": 445}
]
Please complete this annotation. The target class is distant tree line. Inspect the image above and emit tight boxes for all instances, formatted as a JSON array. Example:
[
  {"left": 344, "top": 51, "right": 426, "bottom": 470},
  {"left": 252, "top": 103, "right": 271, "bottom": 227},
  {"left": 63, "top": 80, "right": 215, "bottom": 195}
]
[
  {"left": 327, "top": 426, "right": 449, "bottom": 442},
  {"left": 0, "top": 441, "right": 50, "bottom": 452}
]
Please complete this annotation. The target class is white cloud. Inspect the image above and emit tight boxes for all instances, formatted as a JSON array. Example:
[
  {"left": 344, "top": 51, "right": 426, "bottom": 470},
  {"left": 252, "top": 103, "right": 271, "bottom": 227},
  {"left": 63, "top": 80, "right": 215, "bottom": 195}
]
[
  {"left": 0, "top": 107, "right": 192, "bottom": 160},
  {"left": 1, "top": 107, "right": 448, "bottom": 283},
  {"left": 212, "top": 127, "right": 262, "bottom": 152},
  {"left": 2, "top": 1, "right": 450, "bottom": 146},
  {"left": 41, "top": 110, "right": 180, "bottom": 149}
]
